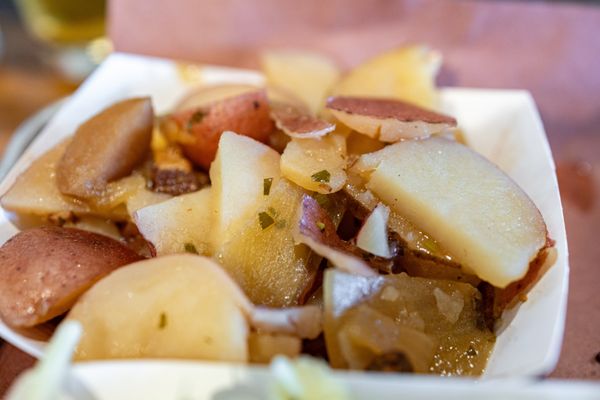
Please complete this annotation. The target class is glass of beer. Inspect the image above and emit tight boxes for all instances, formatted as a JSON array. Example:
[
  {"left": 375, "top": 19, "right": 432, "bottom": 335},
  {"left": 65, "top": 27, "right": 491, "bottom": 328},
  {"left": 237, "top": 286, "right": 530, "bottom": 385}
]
[{"left": 13, "top": 0, "right": 111, "bottom": 80}]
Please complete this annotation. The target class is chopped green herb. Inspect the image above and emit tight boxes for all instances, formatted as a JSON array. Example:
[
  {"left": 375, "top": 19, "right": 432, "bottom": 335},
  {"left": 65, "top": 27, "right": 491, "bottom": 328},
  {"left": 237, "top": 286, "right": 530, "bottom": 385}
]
[
  {"left": 316, "top": 221, "right": 326, "bottom": 231},
  {"left": 275, "top": 219, "right": 287, "bottom": 229},
  {"left": 258, "top": 212, "right": 275, "bottom": 229},
  {"left": 158, "top": 312, "right": 167, "bottom": 329},
  {"left": 263, "top": 177, "right": 273, "bottom": 195},
  {"left": 184, "top": 242, "right": 198, "bottom": 254},
  {"left": 313, "top": 193, "right": 330, "bottom": 207},
  {"left": 311, "top": 169, "right": 331, "bottom": 183},
  {"left": 186, "top": 110, "right": 206, "bottom": 130},
  {"left": 267, "top": 206, "right": 279, "bottom": 217}
]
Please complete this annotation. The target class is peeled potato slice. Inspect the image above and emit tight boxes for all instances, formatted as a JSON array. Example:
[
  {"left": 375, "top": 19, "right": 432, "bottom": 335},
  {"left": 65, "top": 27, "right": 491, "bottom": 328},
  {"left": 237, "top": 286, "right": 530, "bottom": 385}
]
[
  {"left": 356, "top": 203, "right": 391, "bottom": 258},
  {"left": 281, "top": 133, "right": 347, "bottom": 194},
  {"left": 261, "top": 50, "right": 340, "bottom": 114},
  {"left": 0, "top": 226, "right": 143, "bottom": 328},
  {"left": 332, "top": 45, "right": 442, "bottom": 110},
  {"left": 1, "top": 141, "right": 93, "bottom": 218},
  {"left": 363, "top": 137, "right": 549, "bottom": 288},
  {"left": 134, "top": 187, "right": 212, "bottom": 256},
  {"left": 327, "top": 96, "right": 456, "bottom": 142},
  {"left": 67, "top": 255, "right": 252, "bottom": 361}
]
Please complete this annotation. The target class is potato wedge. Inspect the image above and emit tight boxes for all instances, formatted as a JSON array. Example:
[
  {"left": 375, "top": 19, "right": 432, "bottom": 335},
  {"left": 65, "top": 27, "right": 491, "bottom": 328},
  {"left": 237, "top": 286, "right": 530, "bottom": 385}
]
[
  {"left": 134, "top": 187, "right": 212, "bottom": 256},
  {"left": 280, "top": 134, "right": 347, "bottom": 194},
  {"left": 172, "top": 90, "right": 274, "bottom": 169},
  {"left": 67, "top": 255, "right": 252, "bottom": 361},
  {"left": 261, "top": 50, "right": 340, "bottom": 115},
  {"left": 363, "top": 137, "right": 548, "bottom": 288},
  {"left": 0, "top": 227, "right": 143, "bottom": 328},
  {"left": 1, "top": 141, "right": 93, "bottom": 218},
  {"left": 332, "top": 45, "right": 442, "bottom": 110},
  {"left": 217, "top": 179, "right": 319, "bottom": 307},
  {"left": 327, "top": 96, "right": 456, "bottom": 141},
  {"left": 210, "top": 131, "right": 281, "bottom": 250},
  {"left": 57, "top": 98, "right": 154, "bottom": 199},
  {"left": 249, "top": 333, "right": 301, "bottom": 364}
]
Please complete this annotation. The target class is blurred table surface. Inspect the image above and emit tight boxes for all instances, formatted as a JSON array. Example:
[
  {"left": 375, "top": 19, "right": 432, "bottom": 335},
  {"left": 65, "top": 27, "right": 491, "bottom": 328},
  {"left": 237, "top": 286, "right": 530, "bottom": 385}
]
[{"left": 0, "top": 0, "right": 599, "bottom": 395}]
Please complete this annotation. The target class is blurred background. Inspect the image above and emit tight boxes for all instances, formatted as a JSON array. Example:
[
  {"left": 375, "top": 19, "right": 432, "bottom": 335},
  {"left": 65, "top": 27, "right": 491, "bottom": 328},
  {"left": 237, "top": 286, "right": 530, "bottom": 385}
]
[{"left": 0, "top": 0, "right": 599, "bottom": 392}]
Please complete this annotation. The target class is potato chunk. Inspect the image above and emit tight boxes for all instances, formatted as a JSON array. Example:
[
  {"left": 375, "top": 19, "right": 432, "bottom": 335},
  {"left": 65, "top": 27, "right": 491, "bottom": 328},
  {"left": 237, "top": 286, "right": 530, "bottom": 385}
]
[
  {"left": 0, "top": 227, "right": 143, "bottom": 328},
  {"left": 217, "top": 179, "right": 318, "bottom": 307},
  {"left": 210, "top": 131, "right": 281, "bottom": 249},
  {"left": 57, "top": 98, "right": 154, "bottom": 199},
  {"left": 1, "top": 141, "right": 92, "bottom": 217},
  {"left": 280, "top": 134, "right": 347, "bottom": 194},
  {"left": 363, "top": 137, "right": 548, "bottom": 288},
  {"left": 134, "top": 187, "right": 212, "bottom": 256},
  {"left": 67, "top": 255, "right": 251, "bottom": 361},
  {"left": 261, "top": 50, "right": 340, "bottom": 114},
  {"left": 332, "top": 45, "right": 442, "bottom": 109}
]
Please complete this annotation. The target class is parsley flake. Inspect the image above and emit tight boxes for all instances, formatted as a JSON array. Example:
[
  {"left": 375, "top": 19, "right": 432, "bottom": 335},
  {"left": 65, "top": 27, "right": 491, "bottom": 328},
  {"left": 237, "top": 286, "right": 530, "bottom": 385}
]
[
  {"left": 158, "top": 312, "right": 167, "bottom": 329},
  {"left": 311, "top": 170, "right": 331, "bottom": 183},
  {"left": 186, "top": 110, "right": 206, "bottom": 130},
  {"left": 258, "top": 212, "right": 275, "bottom": 229},
  {"left": 263, "top": 177, "right": 273, "bottom": 195},
  {"left": 184, "top": 242, "right": 198, "bottom": 254},
  {"left": 316, "top": 221, "right": 326, "bottom": 231}
]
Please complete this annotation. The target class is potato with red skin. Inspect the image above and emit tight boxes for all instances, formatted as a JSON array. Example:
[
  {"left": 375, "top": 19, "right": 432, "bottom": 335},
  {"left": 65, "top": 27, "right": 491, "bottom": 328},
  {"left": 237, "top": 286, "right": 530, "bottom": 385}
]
[
  {"left": 57, "top": 98, "right": 154, "bottom": 199},
  {"left": 0, "top": 226, "right": 143, "bottom": 328},
  {"left": 171, "top": 90, "right": 274, "bottom": 169}
]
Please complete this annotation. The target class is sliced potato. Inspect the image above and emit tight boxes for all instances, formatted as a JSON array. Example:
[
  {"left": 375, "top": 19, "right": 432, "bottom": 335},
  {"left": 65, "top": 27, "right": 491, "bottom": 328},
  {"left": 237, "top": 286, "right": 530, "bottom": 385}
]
[
  {"left": 327, "top": 96, "right": 456, "bottom": 142},
  {"left": 210, "top": 131, "right": 281, "bottom": 250},
  {"left": 363, "top": 137, "right": 548, "bottom": 288},
  {"left": 261, "top": 50, "right": 340, "bottom": 114},
  {"left": 217, "top": 179, "right": 319, "bottom": 307},
  {"left": 57, "top": 98, "right": 154, "bottom": 199},
  {"left": 356, "top": 203, "right": 391, "bottom": 258},
  {"left": 67, "top": 254, "right": 252, "bottom": 361},
  {"left": 0, "top": 226, "right": 143, "bottom": 328},
  {"left": 1, "top": 141, "right": 93, "bottom": 218},
  {"left": 172, "top": 90, "right": 274, "bottom": 169},
  {"left": 249, "top": 332, "right": 301, "bottom": 364},
  {"left": 346, "top": 131, "right": 384, "bottom": 156},
  {"left": 333, "top": 45, "right": 442, "bottom": 110},
  {"left": 281, "top": 134, "right": 347, "bottom": 194},
  {"left": 134, "top": 187, "right": 212, "bottom": 256},
  {"left": 270, "top": 103, "right": 335, "bottom": 139}
]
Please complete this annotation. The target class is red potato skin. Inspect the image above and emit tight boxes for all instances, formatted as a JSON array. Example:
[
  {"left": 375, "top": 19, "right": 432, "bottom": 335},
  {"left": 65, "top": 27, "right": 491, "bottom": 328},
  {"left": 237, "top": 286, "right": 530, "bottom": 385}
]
[
  {"left": 0, "top": 226, "right": 144, "bottom": 328},
  {"left": 172, "top": 90, "right": 274, "bottom": 169}
]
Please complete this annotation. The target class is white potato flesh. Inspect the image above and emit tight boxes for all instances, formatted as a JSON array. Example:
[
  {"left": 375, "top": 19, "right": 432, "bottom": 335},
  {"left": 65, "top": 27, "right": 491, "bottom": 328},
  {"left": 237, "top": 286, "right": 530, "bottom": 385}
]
[
  {"left": 365, "top": 137, "right": 547, "bottom": 288},
  {"left": 134, "top": 187, "right": 212, "bottom": 256},
  {"left": 332, "top": 45, "right": 441, "bottom": 110},
  {"left": 67, "top": 254, "right": 252, "bottom": 362},
  {"left": 280, "top": 134, "right": 347, "bottom": 194},
  {"left": 217, "top": 179, "right": 318, "bottom": 307},
  {"left": 329, "top": 110, "right": 451, "bottom": 142},
  {"left": 356, "top": 203, "right": 391, "bottom": 258},
  {"left": 262, "top": 50, "right": 340, "bottom": 114},
  {"left": 1, "top": 141, "right": 92, "bottom": 216},
  {"left": 248, "top": 333, "right": 302, "bottom": 364},
  {"left": 210, "top": 131, "right": 281, "bottom": 249}
]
